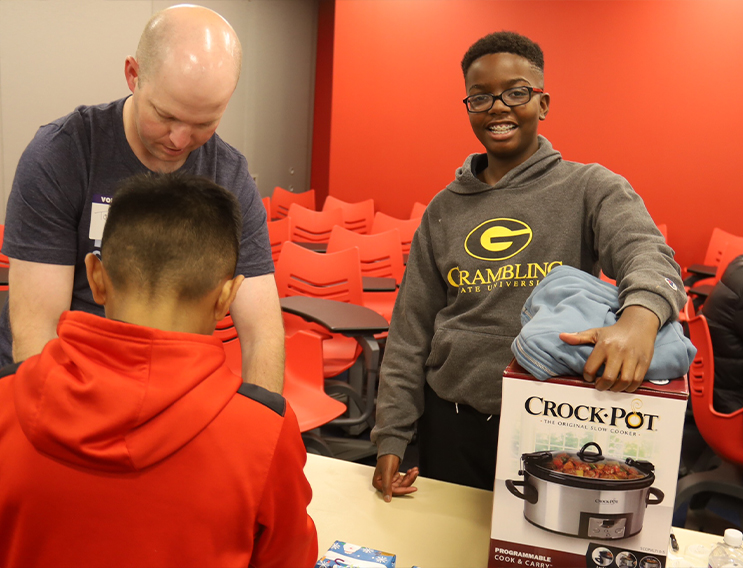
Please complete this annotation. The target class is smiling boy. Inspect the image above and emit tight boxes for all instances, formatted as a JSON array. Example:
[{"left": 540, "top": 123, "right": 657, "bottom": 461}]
[{"left": 371, "top": 31, "right": 686, "bottom": 498}]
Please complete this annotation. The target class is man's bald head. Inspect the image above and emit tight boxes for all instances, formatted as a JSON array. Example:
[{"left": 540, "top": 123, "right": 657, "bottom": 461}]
[{"left": 135, "top": 4, "right": 242, "bottom": 87}]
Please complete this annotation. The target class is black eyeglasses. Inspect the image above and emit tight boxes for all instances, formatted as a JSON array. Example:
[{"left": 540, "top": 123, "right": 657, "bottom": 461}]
[{"left": 463, "top": 86, "right": 544, "bottom": 113}]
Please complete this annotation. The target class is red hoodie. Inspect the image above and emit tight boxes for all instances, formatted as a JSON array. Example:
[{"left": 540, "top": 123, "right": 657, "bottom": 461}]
[{"left": 0, "top": 311, "right": 317, "bottom": 568}]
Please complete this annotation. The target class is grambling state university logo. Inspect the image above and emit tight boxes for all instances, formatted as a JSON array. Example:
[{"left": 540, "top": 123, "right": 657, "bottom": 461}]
[{"left": 465, "top": 218, "right": 533, "bottom": 261}]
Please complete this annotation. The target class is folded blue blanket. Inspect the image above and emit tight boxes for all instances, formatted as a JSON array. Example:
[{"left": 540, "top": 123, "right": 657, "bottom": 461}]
[{"left": 511, "top": 265, "right": 696, "bottom": 381}]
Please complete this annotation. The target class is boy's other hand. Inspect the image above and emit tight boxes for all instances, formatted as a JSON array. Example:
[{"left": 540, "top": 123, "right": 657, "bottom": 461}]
[
  {"left": 372, "top": 454, "right": 419, "bottom": 502},
  {"left": 559, "top": 305, "right": 660, "bottom": 393}
]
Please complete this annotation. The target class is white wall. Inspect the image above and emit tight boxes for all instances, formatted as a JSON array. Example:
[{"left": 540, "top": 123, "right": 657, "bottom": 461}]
[{"left": 0, "top": 0, "right": 318, "bottom": 221}]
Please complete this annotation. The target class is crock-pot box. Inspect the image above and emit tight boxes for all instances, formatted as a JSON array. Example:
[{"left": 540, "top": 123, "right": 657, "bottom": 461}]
[{"left": 489, "top": 361, "right": 688, "bottom": 568}]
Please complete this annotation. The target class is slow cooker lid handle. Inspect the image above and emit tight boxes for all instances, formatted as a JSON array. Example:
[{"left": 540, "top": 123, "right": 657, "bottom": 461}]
[
  {"left": 577, "top": 442, "right": 604, "bottom": 462},
  {"left": 626, "top": 457, "right": 655, "bottom": 473},
  {"left": 520, "top": 451, "right": 553, "bottom": 471}
]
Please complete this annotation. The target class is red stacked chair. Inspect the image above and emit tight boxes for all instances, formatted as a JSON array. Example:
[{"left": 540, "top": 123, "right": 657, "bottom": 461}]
[
  {"left": 326, "top": 226, "right": 404, "bottom": 323},
  {"left": 270, "top": 186, "right": 316, "bottom": 220},
  {"left": 287, "top": 204, "right": 343, "bottom": 244},
  {"left": 275, "top": 242, "right": 364, "bottom": 379},
  {"left": 323, "top": 195, "right": 375, "bottom": 234},
  {"left": 266, "top": 217, "right": 290, "bottom": 264},
  {"left": 212, "top": 315, "right": 345, "bottom": 454},
  {"left": 410, "top": 201, "right": 427, "bottom": 219},
  {"left": 674, "top": 315, "right": 743, "bottom": 527},
  {"left": 370, "top": 212, "right": 421, "bottom": 257}
]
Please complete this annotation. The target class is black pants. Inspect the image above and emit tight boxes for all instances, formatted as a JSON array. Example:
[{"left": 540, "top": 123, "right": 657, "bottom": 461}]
[{"left": 417, "top": 381, "right": 500, "bottom": 490}]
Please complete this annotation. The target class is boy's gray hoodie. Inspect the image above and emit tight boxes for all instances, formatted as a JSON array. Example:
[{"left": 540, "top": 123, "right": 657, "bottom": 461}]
[{"left": 371, "top": 137, "right": 686, "bottom": 461}]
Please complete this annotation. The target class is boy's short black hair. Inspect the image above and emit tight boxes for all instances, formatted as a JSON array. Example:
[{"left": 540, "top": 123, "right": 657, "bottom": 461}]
[
  {"left": 461, "top": 31, "right": 544, "bottom": 79},
  {"left": 101, "top": 172, "right": 242, "bottom": 301}
]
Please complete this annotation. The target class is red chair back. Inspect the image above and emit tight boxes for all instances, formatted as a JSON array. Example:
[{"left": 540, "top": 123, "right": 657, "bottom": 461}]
[
  {"left": 287, "top": 203, "right": 343, "bottom": 244},
  {"left": 275, "top": 241, "right": 365, "bottom": 378},
  {"left": 284, "top": 330, "right": 346, "bottom": 432},
  {"left": 323, "top": 195, "right": 375, "bottom": 234},
  {"left": 703, "top": 228, "right": 739, "bottom": 268},
  {"left": 275, "top": 241, "right": 363, "bottom": 304},
  {"left": 410, "top": 202, "right": 427, "bottom": 219},
  {"left": 656, "top": 223, "right": 668, "bottom": 241},
  {"left": 370, "top": 212, "right": 420, "bottom": 255},
  {"left": 687, "top": 315, "right": 743, "bottom": 465},
  {"left": 327, "top": 226, "right": 404, "bottom": 284},
  {"left": 713, "top": 237, "right": 743, "bottom": 281},
  {"left": 678, "top": 295, "right": 695, "bottom": 324},
  {"left": 692, "top": 237, "right": 743, "bottom": 291},
  {"left": 270, "top": 186, "right": 316, "bottom": 220},
  {"left": 266, "top": 217, "right": 290, "bottom": 264}
]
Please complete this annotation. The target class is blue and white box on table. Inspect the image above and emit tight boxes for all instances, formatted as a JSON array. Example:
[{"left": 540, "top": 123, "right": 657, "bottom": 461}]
[{"left": 315, "top": 541, "right": 396, "bottom": 568}]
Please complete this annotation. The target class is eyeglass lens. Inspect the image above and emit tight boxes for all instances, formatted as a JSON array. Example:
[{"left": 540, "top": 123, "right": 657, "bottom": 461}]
[{"left": 466, "top": 87, "right": 533, "bottom": 112}]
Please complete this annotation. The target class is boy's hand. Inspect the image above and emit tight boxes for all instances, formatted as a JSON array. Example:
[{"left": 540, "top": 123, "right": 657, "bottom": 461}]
[
  {"left": 372, "top": 454, "right": 419, "bottom": 502},
  {"left": 559, "top": 306, "right": 660, "bottom": 393}
]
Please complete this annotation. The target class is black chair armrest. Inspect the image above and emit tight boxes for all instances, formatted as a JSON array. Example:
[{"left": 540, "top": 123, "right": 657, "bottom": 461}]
[
  {"left": 294, "top": 242, "right": 328, "bottom": 253},
  {"left": 362, "top": 276, "right": 397, "bottom": 292},
  {"left": 689, "top": 284, "right": 713, "bottom": 299},
  {"left": 684, "top": 264, "right": 716, "bottom": 287},
  {"left": 280, "top": 296, "right": 389, "bottom": 335},
  {"left": 686, "top": 264, "right": 716, "bottom": 278}
]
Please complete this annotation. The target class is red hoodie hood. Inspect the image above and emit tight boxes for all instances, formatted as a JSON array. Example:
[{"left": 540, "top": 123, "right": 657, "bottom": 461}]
[{"left": 13, "top": 311, "right": 241, "bottom": 473}]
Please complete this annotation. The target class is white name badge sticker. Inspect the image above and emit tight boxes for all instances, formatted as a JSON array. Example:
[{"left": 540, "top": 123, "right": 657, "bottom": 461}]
[{"left": 89, "top": 195, "right": 113, "bottom": 240}]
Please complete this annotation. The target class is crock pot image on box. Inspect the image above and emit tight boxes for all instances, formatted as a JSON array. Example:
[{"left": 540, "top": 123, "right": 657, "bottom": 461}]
[
  {"left": 592, "top": 547, "right": 613, "bottom": 566},
  {"left": 616, "top": 551, "right": 638, "bottom": 568},
  {"left": 505, "top": 442, "right": 664, "bottom": 540},
  {"left": 639, "top": 556, "right": 661, "bottom": 568}
]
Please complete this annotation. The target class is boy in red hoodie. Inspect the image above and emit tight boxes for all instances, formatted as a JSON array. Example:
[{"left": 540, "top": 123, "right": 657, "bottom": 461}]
[{"left": 0, "top": 172, "right": 317, "bottom": 567}]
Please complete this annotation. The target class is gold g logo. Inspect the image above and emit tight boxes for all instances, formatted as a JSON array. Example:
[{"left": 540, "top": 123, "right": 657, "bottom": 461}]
[{"left": 465, "top": 218, "right": 533, "bottom": 261}]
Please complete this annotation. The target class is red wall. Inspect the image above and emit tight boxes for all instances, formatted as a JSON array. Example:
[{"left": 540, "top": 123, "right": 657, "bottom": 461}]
[{"left": 322, "top": 0, "right": 743, "bottom": 269}]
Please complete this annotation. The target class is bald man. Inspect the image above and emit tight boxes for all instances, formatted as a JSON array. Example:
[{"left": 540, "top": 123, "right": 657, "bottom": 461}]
[{"left": 1, "top": 5, "right": 285, "bottom": 392}]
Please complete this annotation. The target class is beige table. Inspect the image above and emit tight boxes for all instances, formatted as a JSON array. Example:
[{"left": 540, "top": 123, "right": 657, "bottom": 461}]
[
  {"left": 305, "top": 454, "right": 730, "bottom": 568},
  {"left": 668, "top": 527, "right": 726, "bottom": 567},
  {"left": 306, "top": 454, "right": 492, "bottom": 567}
]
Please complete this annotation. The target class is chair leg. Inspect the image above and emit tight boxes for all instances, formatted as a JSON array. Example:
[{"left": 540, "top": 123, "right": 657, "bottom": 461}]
[
  {"left": 325, "top": 379, "right": 367, "bottom": 429},
  {"left": 690, "top": 446, "right": 721, "bottom": 473},
  {"left": 323, "top": 335, "right": 379, "bottom": 431},
  {"left": 302, "top": 431, "right": 334, "bottom": 457},
  {"left": 346, "top": 360, "right": 368, "bottom": 435}
]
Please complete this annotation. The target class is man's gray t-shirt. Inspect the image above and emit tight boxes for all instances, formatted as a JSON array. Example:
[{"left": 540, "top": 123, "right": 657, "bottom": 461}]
[{"left": 0, "top": 97, "right": 273, "bottom": 364}]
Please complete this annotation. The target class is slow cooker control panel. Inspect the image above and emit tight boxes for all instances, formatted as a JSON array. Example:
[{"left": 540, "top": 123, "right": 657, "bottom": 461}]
[{"left": 579, "top": 513, "right": 632, "bottom": 539}]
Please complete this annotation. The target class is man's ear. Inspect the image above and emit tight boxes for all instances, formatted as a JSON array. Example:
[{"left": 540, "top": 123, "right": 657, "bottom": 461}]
[
  {"left": 539, "top": 92, "right": 550, "bottom": 121},
  {"left": 214, "top": 275, "right": 245, "bottom": 322},
  {"left": 85, "top": 253, "right": 108, "bottom": 306},
  {"left": 124, "top": 56, "right": 140, "bottom": 94}
]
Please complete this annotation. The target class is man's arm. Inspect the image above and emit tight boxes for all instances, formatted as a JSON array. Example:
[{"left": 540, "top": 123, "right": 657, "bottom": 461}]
[
  {"left": 8, "top": 258, "right": 74, "bottom": 362},
  {"left": 230, "top": 273, "right": 285, "bottom": 393}
]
